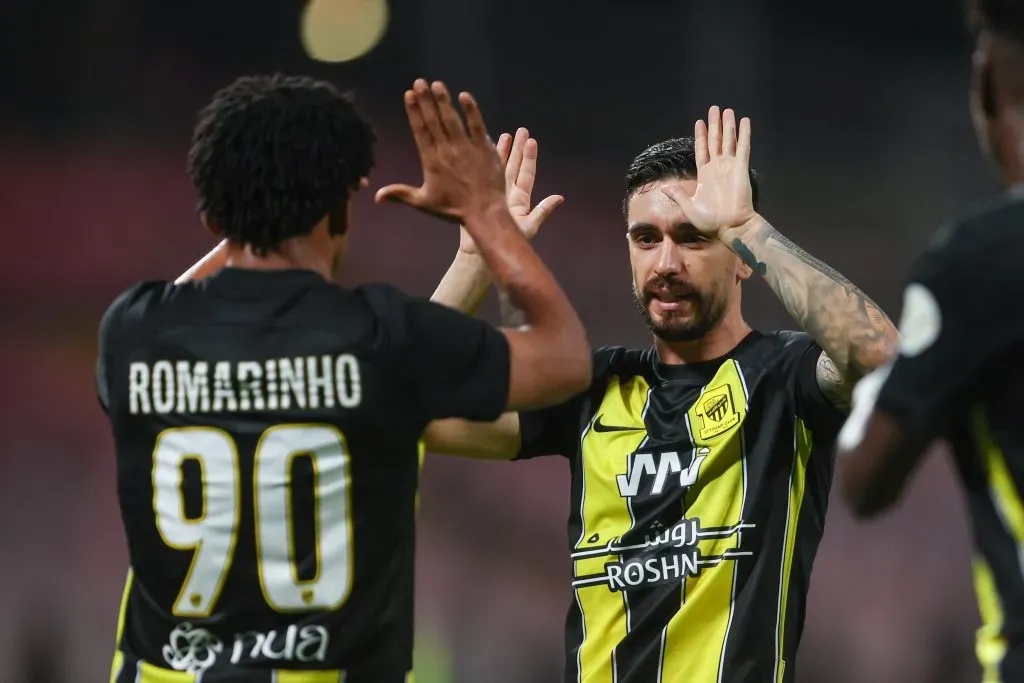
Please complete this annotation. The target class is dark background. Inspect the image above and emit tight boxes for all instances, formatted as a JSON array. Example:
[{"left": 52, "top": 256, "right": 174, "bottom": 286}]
[{"left": 0, "top": 1, "right": 993, "bottom": 681}]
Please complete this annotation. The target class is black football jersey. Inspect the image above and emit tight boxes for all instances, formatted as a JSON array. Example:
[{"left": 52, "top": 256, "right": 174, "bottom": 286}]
[
  {"left": 863, "top": 189, "right": 1024, "bottom": 682},
  {"left": 97, "top": 267, "right": 510, "bottom": 683},
  {"left": 516, "top": 332, "right": 844, "bottom": 683}
]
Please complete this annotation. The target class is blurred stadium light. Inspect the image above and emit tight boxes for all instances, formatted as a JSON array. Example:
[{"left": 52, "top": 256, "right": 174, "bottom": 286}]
[{"left": 301, "top": 0, "right": 390, "bottom": 63}]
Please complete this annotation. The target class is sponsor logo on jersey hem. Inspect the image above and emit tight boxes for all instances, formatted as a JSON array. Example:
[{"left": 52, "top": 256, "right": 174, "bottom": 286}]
[
  {"left": 162, "top": 622, "right": 329, "bottom": 673},
  {"left": 592, "top": 415, "right": 645, "bottom": 433}
]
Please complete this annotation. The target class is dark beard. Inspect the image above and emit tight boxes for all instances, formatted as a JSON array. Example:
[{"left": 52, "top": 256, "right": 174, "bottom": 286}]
[{"left": 633, "top": 285, "right": 727, "bottom": 342}]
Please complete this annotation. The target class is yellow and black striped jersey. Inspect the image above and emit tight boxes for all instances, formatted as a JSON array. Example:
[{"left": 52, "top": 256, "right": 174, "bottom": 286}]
[
  {"left": 869, "top": 191, "right": 1024, "bottom": 683},
  {"left": 517, "top": 332, "right": 844, "bottom": 683},
  {"left": 97, "top": 268, "right": 511, "bottom": 683}
]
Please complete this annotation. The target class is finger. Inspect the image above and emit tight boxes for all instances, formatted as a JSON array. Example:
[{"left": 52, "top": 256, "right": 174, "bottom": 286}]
[
  {"left": 694, "top": 119, "right": 710, "bottom": 166},
  {"left": 722, "top": 108, "right": 737, "bottom": 156},
  {"left": 496, "top": 133, "right": 513, "bottom": 167},
  {"left": 458, "top": 91, "right": 491, "bottom": 145},
  {"left": 431, "top": 81, "right": 467, "bottom": 140},
  {"left": 403, "top": 89, "right": 434, "bottom": 156},
  {"left": 707, "top": 105, "right": 722, "bottom": 157},
  {"left": 660, "top": 183, "right": 694, "bottom": 218},
  {"left": 515, "top": 137, "right": 540, "bottom": 197},
  {"left": 505, "top": 128, "right": 529, "bottom": 190},
  {"left": 414, "top": 79, "right": 447, "bottom": 143},
  {"left": 737, "top": 117, "right": 752, "bottom": 165},
  {"left": 374, "top": 183, "right": 420, "bottom": 206},
  {"left": 526, "top": 194, "right": 565, "bottom": 234}
]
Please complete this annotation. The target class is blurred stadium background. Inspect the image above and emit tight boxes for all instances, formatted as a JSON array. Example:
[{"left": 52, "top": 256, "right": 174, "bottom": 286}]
[{"left": 0, "top": 0, "right": 995, "bottom": 681}]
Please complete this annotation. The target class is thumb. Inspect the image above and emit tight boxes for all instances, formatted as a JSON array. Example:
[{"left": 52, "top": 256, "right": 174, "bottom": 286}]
[
  {"left": 526, "top": 194, "right": 565, "bottom": 235},
  {"left": 374, "top": 184, "right": 420, "bottom": 206}
]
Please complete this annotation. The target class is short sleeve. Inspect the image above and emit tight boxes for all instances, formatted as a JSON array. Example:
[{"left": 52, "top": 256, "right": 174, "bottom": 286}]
[
  {"left": 96, "top": 317, "right": 114, "bottom": 414},
  {"left": 777, "top": 332, "right": 846, "bottom": 435},
  {"left": 365, "top": 286, "right": 510, "bottom": 424},
  {"left": 96, "top": 283, "right": 153, "bottom": 414},
  {"left": 873, "top": 227, "right": 1004, "bottom": 436},
  {"left": 515, "top": 347, "right": 619, "bottom": 460},
  {"left": 516, "top": 395, "right": 586, "bottom": 460}
]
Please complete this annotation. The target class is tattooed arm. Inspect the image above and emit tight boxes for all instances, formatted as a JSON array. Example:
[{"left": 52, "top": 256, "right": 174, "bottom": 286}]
[
  {"left": 656, "top": 106, "right": 898, "bottom": 410},
  {"left": 724, "top": 219, "right": 898, "bottom": 409}
]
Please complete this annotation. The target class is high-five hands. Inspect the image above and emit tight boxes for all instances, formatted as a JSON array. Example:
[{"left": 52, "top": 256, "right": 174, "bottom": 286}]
[
  {"left": 660, "top": 106, "right": 759, "bottom": 239},
  {"left": 459, "top": 127, "right": 564, "bottom": 255},
  {"left": 376, "top": 79, "right": 505, "bottom": 222}
]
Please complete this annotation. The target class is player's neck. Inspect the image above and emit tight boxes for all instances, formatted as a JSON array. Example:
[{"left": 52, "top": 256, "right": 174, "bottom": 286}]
[
  {"left": 222, "top": 239, "right": 335, "bottom": 281},
  {"left": 653, "top": 309, "right": 752, "bottom": 366}
]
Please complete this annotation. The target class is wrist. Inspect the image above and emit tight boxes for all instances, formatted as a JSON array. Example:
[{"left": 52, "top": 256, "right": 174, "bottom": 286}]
[
  {"left": 460, "top": 194, "right": 511, "bottom": 227},
  {"left": 452, "top": 248, "right": 487, "bottom": 268},
  {"left": 721, "top": 214, "right": 768, "bottom": 247}
]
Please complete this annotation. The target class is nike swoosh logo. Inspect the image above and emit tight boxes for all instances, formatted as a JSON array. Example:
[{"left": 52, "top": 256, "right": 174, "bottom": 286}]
[{"left": 592, "top": 414, "right": 645, "bottom": 433}]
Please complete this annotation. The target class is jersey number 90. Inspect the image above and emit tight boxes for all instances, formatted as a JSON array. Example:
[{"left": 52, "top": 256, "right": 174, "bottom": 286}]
[{"left": 151, "top": 424, "right": 353, "bottom": 617}]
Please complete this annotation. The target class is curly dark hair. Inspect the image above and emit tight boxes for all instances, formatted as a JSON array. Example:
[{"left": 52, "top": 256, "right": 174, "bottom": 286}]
[
  {"left": 623, "top": 137, "right": 760, "bottom": 217},
  {"left": 968, "top": 0, "right": 1024, "bottom": 45},
  {"left": 188, "top": 74, "right": 376, "bottom": 255}
]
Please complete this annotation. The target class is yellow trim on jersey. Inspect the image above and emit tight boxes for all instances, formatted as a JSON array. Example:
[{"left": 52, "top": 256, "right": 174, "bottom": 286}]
[
  {"left": 973, "top": 556, "right": 1007, "bottom": 683},
  {"left": 121, "top": 659, "right": 347, "bottom": 683},
  {"left": 575, "top": 374, "right": 650, "bottom": 683},
  {"left": 774, "top": 418, "right": 811, "bottom": 683},
  {"left": 137, "top": 661, "right": 192, "bottom": 682},
  {"left": 416, "top": 439, "right": 426, "bottom": 511},
  {"left": 109, "top": 569, "right": 133, "bottom": 683},
  {"left": 663, "top": 359, "right": 748, "bottom": 680},
  {"left": 276, "top": 671, "right": 346, "bottom": 683},
  {"left": 132, "top": 662, "right": 346, "bottom": 682},
  {"left": 973, "top": 405, "right": 1022, "bottom": 681},
  {"left": 976, "top": 406, "right": 1024, "bottom": 545}
]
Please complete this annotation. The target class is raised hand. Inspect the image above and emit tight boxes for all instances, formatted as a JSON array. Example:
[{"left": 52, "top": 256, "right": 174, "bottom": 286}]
[
  {"left": 459, "top": 127, "right": 564, "bottom": 255},
  {"left": 376, "top": 79, "right": 505, "bottom": 222},
  {"left": 660, "top": 106, "right": 758, "bottom": 239}
]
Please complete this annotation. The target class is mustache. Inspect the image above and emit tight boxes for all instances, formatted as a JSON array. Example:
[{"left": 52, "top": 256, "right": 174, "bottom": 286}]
[{"left": 640, "top": 278, "right": 700, "bottom": 301}]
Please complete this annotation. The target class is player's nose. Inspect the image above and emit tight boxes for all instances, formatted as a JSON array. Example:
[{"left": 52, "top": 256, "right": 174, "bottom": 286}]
[{"left": 653, "top": 240, "right": 683, "bottom": 277}]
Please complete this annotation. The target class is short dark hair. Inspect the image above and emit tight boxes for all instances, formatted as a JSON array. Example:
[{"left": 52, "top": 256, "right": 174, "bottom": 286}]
[
  {"left": 188, "top": 74, "right": 376, "bottom": 255},
  {"left": 968, "top": 0, "right": 1024, "bottom": 45},
  {"left": 623, "top": 137, "right": 760, "bottom": 217}
]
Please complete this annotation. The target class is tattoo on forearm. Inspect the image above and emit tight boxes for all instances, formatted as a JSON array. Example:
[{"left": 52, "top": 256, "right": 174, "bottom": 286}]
[
  {"left": 731, "top": 239, "right": 767, "bottom": 276},
  {"left": 498, "top": 289, "right": 528, "bottom": 328},
  {"left": 733, "top": 222, "right": 898, "bottom": 391}
]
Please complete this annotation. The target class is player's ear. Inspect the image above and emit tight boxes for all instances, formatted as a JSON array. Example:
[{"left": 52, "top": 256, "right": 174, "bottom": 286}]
[
  {"left": 359, "top": 177, "right": 369, "bottom": 189},
  {"left": 200, "top": 212, "right": 223, "bottom": 237}
]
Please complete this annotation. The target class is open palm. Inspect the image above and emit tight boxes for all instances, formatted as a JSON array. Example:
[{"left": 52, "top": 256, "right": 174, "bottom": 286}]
[
  {"left": 662, "top": 106, "right": 757, "bottom": 237},
  {"left": 459, "top": 127, "right": 563, "bottom": 254}
]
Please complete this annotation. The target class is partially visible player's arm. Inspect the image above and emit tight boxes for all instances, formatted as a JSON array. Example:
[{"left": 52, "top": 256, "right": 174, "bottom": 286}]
[
  {"left": 431, "top": 129, "right": 562, "bottom": 317},
  {"left": 837, "top": 225, "right": 997, "bottom": 516},
  {"left": 724, "top": 218, "right": 898, "bottom": 409},
  {"left": 423, "top": 413, "right": 522, "bottom": 460},
  {"left": 836, "top": 368, "right": 932, "bottom": 517},
  {"left": 431, "top": 251, "right": 492, "bottom": 315},
  {"left": 431, "top": 250, "right": 527, "bottom": 327},
  {"left": 463, "top": 201, "right": 589, "bottom": 409},
  {"left": 175, "top": 240, "right": 228, "bottom": 284},
  {"left": 379, "top": 82, "right": 587, "bottom": 410}
]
